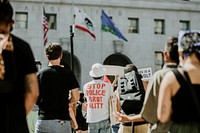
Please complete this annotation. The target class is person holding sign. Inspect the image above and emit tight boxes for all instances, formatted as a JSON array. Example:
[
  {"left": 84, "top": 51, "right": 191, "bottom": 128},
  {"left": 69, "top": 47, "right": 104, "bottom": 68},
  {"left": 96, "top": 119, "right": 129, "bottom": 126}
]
[
  {"left": 114, "top": 36, "right": 179, "bottom": 133},
  {"left": 83, "top": 63, "right": 113, "bottom": 133}
]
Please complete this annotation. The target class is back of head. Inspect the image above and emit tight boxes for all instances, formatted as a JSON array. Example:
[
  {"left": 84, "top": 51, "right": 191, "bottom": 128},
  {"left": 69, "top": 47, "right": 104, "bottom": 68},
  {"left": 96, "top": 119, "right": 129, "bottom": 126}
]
[
  {"left": 178, "top": 30, "right": 200, "bottom": 61},
  {"left": 0, "top": 0, "right": 13, "bottom": 24},
  {"left": 79, "top": 91, "right": 85, "bottom": 103},
  {"left": 124, "top": 64, "right": 138, "bottom": 74},
  {"left": 165, "top": 36, "right": 179, "bottom": 64},
  {"left": 45, "top": 42, "right": 62, "bottom": 60}
]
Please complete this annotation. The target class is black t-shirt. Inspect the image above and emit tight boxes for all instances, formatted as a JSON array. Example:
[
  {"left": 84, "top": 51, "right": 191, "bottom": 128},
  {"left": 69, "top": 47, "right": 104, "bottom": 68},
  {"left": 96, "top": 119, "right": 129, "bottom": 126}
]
[
  {"left": 37, "top": 65, "right": 79, "bottom": 120},
  {"left": 0, "top": 35, "right": 37, "bottom": 133}
]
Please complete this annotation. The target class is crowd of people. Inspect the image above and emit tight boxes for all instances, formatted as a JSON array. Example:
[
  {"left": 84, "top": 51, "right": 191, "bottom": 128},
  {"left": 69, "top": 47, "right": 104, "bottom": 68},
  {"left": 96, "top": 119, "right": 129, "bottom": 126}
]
[{"left": 1, "top": 0, "right": 200, "bottom": 133}]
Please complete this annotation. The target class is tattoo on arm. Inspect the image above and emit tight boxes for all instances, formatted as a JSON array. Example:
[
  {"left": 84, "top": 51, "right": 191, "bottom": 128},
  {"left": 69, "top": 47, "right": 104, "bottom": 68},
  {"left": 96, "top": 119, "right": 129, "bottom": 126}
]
[{"left": 161, "top": 104, "right": 166, "bottom": 115}]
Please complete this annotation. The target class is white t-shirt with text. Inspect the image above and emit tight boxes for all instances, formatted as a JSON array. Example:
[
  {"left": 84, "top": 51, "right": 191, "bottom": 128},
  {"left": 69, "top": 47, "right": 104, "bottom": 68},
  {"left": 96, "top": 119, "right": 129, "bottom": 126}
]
[{"left": 83, "top": 79, "right": 113, "bottom": 123}]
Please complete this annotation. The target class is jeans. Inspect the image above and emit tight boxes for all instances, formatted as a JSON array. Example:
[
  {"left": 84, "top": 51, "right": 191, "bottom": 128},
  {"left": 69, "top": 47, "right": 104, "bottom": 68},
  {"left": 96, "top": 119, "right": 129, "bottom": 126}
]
[
  {"left": 35, "top": 119, "right": 72, "bottom": 133},
  {"left": 88, "top": 119, "right": 111, "bottom": 133},
  {"left": 111, "top": 123, "right": 120, "bottom": 133}
]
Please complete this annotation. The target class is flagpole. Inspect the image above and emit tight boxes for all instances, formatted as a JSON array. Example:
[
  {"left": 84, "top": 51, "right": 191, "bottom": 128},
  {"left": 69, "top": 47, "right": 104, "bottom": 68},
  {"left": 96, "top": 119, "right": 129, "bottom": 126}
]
[
  {"left": 100, "top": 1, "right": 103, "bottom": 64},
  {"left": 42, "top": 0, "right": 46, "bottom": 65},
  {"left": 70, "top": 0, "right": 75, "bottom": 72},
  {"left": 70, "top": 25, "right": 75, "bottom": 72},
  {"left": 42, "top": 0, "right": 44, "bottom": 6}
]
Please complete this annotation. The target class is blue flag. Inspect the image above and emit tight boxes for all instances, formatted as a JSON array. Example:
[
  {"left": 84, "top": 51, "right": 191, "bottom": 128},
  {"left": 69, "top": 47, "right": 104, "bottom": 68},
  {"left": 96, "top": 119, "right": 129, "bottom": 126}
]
[{"left": 101, "top": 10, "right": 128, "bottom": 42}]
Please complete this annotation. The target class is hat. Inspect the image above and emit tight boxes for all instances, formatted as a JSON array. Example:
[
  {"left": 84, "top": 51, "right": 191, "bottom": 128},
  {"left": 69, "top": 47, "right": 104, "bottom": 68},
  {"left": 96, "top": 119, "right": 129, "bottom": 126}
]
[
  {"left": 178, "top": 30, "right": 200, "bottom": 53},
  {"left": 89, "top": 63, "right": 106, "bottom": 78}
]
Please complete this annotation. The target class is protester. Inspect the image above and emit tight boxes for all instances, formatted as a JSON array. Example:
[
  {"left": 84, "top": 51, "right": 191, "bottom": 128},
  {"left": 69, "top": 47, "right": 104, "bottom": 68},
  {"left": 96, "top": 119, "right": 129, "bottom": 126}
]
[
  {"left": 76, "top": 91, "right": 88, "bottom": 133},
  {"left": 116, "top": 64, "right": 146, "bottom": 133},
  {"left": 157, "top": 31, "right": 200, "bottom": 133},
  {"left": 0, "top": 0, "right": 39, "bottom": 132},
  {"left": 114, "top": 36, "right": 179, "bottom": 133},
  {"left": 35, "top": 42, "right": 79, "bottom": 133},
  {"left": 83, "top": 63, "right": 113, "bottom": 133}
]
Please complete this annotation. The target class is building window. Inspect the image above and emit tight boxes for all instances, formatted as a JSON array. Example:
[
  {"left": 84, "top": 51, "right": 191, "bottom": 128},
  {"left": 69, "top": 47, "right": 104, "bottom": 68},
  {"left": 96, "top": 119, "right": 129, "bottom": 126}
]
[
  {"left": 128, "top": 18, "right": 139, "bottom": 33},
  {"left": 46, "top": 14, "right": 57, "bottom": 30},
  {"left": 155, "top": 51, "right": 164, "bottom": 71},
  {"left": 15, "top": 12, "right": 28, "bottom": 29},
  {"left": 154, "top": 19, "right": 165, "bottom": 34},
  {"left": 180, "top": 20, "right": 190, "bottom": 31}
]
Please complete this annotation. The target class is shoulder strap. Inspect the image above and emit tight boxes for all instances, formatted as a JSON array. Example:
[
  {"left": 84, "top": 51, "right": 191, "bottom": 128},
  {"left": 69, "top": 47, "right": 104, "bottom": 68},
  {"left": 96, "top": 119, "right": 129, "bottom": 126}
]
[
  {"left": 172, "top": 69, "right": 186, "bottom": 87},
  {"left": 181, "top": 67, "right": 200, "bottom": 118}
]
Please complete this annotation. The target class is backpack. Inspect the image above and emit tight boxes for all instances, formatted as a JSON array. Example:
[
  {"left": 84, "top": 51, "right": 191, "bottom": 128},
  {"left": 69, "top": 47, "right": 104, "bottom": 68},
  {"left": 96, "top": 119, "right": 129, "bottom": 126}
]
[{"left": 118, "top": 70, "right": 145, "bottom": 115}]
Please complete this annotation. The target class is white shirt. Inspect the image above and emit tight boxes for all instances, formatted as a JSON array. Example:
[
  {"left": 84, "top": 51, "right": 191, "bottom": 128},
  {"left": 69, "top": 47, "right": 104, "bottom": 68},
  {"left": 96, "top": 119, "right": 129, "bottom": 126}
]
[{"left": 83, "top": 79, "right": 113, "bottom": 123}]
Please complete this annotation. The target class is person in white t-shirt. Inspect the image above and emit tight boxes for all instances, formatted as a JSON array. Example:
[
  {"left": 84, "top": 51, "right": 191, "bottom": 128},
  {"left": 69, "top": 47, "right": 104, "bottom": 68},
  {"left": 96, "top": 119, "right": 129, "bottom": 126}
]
[{"left": 83, "top": 63, "right": 113, "bottom": 133}]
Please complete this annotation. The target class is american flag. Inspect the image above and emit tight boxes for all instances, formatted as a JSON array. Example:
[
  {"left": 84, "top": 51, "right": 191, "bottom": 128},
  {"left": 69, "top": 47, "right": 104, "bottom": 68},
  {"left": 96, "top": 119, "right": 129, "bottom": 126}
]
[{"left": 43, "top": 7, "right": 48, "bottom": 46}]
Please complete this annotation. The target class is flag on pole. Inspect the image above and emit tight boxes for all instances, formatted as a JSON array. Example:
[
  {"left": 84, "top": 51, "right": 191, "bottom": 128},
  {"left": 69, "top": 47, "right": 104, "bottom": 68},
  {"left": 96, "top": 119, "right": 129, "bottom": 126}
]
[
  {"left": 74, "top": 7, "right": 96, "bottom": 40},
  {"left": 104, "top": 75, "right": 111, "bottom": 84},
  {"left": 43, "top": 6, "right": 49, "bottom": 46},
  {"left": 101, "top": 10, "right": 128, "bottom": 42}
]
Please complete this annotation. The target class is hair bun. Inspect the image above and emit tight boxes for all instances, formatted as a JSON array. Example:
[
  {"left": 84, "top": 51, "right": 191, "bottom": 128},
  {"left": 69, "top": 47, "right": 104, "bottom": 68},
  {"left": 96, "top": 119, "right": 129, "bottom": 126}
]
[{"left": 178, "top": 31, "right": 200, "bottom": 53}]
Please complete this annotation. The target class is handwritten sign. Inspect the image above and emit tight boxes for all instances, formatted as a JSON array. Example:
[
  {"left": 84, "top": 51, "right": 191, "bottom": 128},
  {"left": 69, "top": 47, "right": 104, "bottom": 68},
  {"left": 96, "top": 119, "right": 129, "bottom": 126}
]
[{"left": 138, "top": 67, "right": 152, "bottom": 80}]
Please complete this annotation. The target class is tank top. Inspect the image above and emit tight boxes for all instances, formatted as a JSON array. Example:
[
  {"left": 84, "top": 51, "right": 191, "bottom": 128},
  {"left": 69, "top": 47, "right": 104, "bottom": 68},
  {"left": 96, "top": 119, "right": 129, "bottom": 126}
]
[{"left": 172, "top": 69, "right": 200, "bottom": 122}]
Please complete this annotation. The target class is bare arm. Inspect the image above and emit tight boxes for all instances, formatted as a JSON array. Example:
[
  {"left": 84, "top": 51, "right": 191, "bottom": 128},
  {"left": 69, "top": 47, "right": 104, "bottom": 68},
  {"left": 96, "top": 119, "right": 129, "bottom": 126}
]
[
  {"left": 142, "top": 79, "right": 148, "bottom": 92},
  {"left": 70, "top": 88, "right": 80, "bottom": 104},
  {"left": 113, "top": 112, "right": 144, "bottom": 123},
  {"left": 114, "top": 89, "right": 121, "bottom": 112},
  {"left": 24, "top": 73, "right": 39, "bottom": 115},
  {"left": 157, "top": 72, "right": 174, "bottom": 123}
]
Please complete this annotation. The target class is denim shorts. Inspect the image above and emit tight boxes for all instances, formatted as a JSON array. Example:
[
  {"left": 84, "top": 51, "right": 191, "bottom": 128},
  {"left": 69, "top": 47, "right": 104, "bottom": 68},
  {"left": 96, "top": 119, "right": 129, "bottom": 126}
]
[
  {"left": 88, "top": 119, "right": 111, "bottom": 133},
  {"left": 35, "top": 119, "right": 72, "bottom": 133}
]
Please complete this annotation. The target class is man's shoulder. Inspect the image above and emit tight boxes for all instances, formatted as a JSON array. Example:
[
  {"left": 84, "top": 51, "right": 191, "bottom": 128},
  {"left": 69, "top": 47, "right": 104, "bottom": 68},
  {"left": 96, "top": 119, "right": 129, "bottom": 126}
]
[
  {"left": 152, "top": 68, "right": 172, "bottom": 78},
  {"left": 12, "top": 34, "right": 29, "bottom": 46},
  {"left": 12, "top": 34, "right": 32, "bottom": 52},
  {"left": 83, "top": 81, "right": 93, "bottom": 86}
]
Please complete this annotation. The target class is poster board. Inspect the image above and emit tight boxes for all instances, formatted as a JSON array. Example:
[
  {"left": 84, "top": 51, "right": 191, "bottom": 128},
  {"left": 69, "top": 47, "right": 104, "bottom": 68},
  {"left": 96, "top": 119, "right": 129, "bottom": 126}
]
[
  {"left": 138, "top": 67, "right": 152, "bottom": 80},
  {"left": 102, "top": 65, "right": 124, "bottom": 76}
]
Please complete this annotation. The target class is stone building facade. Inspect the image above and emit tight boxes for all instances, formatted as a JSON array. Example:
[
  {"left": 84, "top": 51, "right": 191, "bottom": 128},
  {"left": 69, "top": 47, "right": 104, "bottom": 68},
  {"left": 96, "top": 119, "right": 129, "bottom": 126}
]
[{"left": 11, "top": 0, "right": 200, "bottom": 87}]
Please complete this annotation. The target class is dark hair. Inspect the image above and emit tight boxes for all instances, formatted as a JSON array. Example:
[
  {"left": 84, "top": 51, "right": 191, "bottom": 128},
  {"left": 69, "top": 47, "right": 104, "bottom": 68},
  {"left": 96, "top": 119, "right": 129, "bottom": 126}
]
[
  {"left": 35, "top": 60, "right": 42, "bottom": 71},
  {"left": 124, "top": 64, "right": 138, "bottom": 74},
  {"left": 0, "top": 0, "right": 13, "bottom": 24},
  {"left": 165, "top": 36, "right": 179, "bottom": 64},
  {"left": 79, "top": 92, "right": 86, "bottom": 103},
  {"left": 45, "top": 42, "right": 62, "bottom": 60},
  {"left": 93, "top": 77, "right": 102, "bottom": 80},
  {"left": 180, "top": 32, "right": 200, "bottom": 61}
]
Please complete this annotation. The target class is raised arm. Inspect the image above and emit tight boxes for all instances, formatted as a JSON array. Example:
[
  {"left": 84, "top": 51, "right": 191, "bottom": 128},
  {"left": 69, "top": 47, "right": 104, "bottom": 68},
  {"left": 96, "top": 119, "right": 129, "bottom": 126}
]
[{"left": 24, "top": 73, "right": 39, "bottom": 115}]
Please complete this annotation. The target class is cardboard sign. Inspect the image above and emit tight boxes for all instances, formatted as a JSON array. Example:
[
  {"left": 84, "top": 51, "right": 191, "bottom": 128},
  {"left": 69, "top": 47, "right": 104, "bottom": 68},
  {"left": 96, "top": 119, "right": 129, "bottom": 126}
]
[
  {"left": 103, "top": 65, "right": 124, "bottom": 76},
  {"left": 138, "top": 67, "right": 152, "bottom": 80}
]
